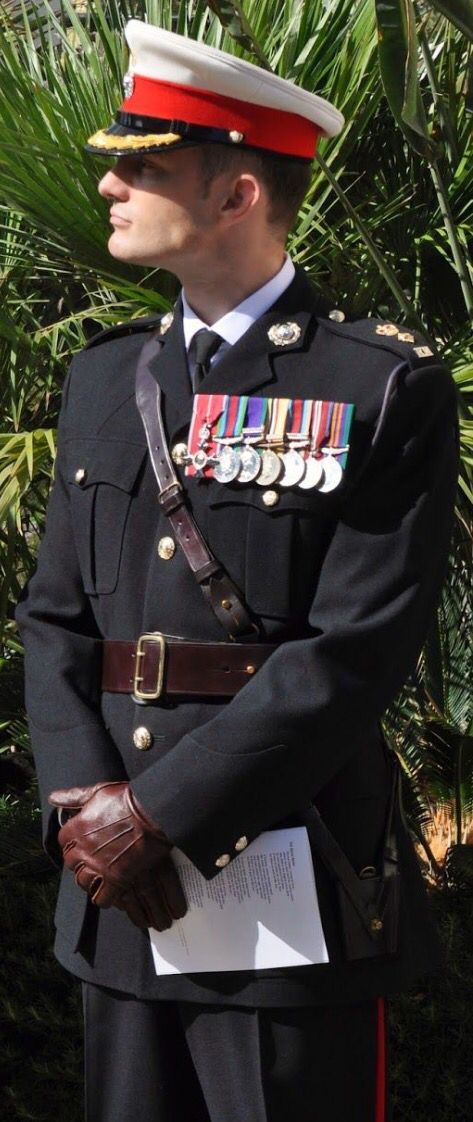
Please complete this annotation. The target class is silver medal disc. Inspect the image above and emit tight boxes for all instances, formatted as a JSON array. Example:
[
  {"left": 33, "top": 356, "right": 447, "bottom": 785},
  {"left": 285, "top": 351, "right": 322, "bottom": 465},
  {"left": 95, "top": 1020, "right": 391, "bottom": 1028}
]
[
  {"left": 279, "top": 449, "right": 305, "bottom": 487},
  {"left": 214, "top": 446, "right": 241, "bottom": 483},
  {"left": 256, "top": 449, "right": 283, "bottom": 486},
  {"left": 237, "top": 446, "right": 261, "bottom": 483},
  {"left": 298, "top": 456, "right": 324, "bottom": 490},
  {"left": 192, "top": 449, "right": 209, "bottom": 471},
  {"left": 318, "top": 455, "right": 343, "bottom": 493}
]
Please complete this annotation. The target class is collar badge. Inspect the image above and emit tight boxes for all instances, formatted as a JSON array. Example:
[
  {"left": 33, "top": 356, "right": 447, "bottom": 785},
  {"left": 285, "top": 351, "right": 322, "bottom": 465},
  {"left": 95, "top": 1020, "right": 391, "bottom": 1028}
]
[
  {"left": 267, "top": 321, "right": 302, "bottom": 347},
  {"left": 160, "top": 311, "right": 174, "bottom": 335},
  {"left": 397, "top": 332, "right": 415, "bottom": 343},
  {"left": 375, "top": 323, "right": 399, "bottom": 336}
]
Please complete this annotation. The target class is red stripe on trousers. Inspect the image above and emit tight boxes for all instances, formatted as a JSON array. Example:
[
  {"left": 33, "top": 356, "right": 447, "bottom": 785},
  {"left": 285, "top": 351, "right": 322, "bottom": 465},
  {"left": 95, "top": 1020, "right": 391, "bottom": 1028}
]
[{"left": 375, "top": 997, "right": 386, "bottom": 1122}]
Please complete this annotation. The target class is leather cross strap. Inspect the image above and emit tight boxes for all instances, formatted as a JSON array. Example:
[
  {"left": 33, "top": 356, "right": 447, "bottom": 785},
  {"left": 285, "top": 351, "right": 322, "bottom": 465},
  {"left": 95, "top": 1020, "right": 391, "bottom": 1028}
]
[
  {"left": 102, "top": 635, "right": 277, "bottom": 700},
  {"left": 136, "top": 331, "right": 259, "bottom": 640}
]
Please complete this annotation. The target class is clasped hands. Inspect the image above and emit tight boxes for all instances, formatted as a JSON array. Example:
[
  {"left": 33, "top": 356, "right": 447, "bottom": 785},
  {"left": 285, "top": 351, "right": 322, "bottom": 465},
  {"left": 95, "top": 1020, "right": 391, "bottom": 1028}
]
[{"left": 48, "top": 782, "right": 187, "bottom": 931}]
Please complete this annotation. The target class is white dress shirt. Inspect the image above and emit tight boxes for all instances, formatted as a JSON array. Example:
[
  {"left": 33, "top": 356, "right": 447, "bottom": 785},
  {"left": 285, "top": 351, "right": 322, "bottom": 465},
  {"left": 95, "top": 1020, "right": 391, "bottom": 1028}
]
[{"left": 182, "top": 255, "right": 295, "bottom": 385}]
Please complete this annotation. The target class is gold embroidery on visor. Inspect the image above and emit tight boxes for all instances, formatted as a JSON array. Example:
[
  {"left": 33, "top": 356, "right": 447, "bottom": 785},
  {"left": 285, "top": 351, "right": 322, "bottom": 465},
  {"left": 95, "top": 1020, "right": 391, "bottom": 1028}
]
[{"left": 87, "top": 129, "right": 182, "bottom": 150}]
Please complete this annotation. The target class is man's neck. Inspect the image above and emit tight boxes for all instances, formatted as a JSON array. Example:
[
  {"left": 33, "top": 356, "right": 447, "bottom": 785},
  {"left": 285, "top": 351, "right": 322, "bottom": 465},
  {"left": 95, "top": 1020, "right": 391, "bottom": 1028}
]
[{"left": 179, "top": 246, "right": 287, "bottom": 325}]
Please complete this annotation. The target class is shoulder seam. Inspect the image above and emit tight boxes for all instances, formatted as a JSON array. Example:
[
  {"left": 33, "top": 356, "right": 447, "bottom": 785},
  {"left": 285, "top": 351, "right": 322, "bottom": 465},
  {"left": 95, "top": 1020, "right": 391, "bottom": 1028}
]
[{"left": 84, "top": 315, "right": 163, "bottom": 350}]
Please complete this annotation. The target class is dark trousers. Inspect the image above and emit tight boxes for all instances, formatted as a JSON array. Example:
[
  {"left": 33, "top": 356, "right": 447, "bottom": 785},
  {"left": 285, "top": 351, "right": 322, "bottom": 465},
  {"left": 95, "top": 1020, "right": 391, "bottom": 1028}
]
[{"left": 83, "top": 982, "right": 389, "bottom": 1122}]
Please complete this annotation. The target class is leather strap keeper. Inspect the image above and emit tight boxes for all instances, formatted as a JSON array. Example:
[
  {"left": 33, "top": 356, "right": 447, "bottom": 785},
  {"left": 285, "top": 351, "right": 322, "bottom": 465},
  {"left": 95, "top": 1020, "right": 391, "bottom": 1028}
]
[{"left": 102, "top": 635, "right": 277, "bottom": 701}]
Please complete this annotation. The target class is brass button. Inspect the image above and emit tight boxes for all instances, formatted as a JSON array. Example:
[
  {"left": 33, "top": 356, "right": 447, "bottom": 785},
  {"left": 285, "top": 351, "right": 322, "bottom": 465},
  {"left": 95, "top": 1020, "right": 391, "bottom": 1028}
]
[
  {"left": 370, "top": 917, "right": 384, "bottom": 933},
  {"left": 133, "top": 726, "right": 153, "bottom": 751},
  {"left": 215, "top": 853, "right": 231, "bottom": 868},
  {"left": 245, "top": 664, "right": 256, "bottom": 675},
  {"left": 235, "top": 836, "right": 249, "bottom": 852},
  {"left": 74, "top": 467, "right": 87, "bottom": 485},
  {"left": 328, "top": 309, "right": 345, "bottom": 323},
  {"left": 221, "top": 599, "right": 232, "bottom": 610},
  {"left": 171, "top": 442, "right": 188, "bottom": 466},
  {"left": 157, "top": 536, "right": 176, "bottom": 560},
  {"left": 262, "top": 489, "right": 279, "bottom": 507}
]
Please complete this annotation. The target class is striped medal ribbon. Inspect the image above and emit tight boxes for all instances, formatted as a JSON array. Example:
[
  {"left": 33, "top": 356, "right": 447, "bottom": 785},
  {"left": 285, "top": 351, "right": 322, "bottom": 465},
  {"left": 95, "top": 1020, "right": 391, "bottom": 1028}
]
[
  {"left": 319, "top": 401, "right": 355, "bottom": 493},
  {"left": 238, "top": 397, "right": 268, "bottom": 483},
  {"left": 214, "top": 394, "right": 249, "bottom": 483},
  {"left": 186, "top": 393, "right": 227, "bottom": 477},
  {"left": 280, "top": 397, "right": 312, "bottom": 487},
  {"left": 256, "top": 397, "right": 290, "bottom": 486}
]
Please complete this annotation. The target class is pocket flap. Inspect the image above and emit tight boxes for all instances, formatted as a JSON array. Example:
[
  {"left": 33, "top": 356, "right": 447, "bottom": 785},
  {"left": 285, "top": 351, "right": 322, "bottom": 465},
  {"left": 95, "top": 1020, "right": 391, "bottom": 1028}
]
[{"left": 66, "top": 439, "right": 147, "bottom": 492}]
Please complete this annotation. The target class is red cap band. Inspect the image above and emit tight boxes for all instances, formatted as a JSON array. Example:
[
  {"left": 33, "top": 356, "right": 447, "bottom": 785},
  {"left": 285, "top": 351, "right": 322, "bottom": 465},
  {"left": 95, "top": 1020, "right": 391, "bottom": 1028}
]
[{"left": 122, "top": 76, "right": 320, "bottom": 158}]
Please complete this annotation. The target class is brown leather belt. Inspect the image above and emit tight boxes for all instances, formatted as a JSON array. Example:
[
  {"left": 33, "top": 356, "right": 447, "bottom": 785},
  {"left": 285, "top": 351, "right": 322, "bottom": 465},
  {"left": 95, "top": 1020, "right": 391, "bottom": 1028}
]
[{"left": 102, "top": 634, "right": 277, "bottom": 701}]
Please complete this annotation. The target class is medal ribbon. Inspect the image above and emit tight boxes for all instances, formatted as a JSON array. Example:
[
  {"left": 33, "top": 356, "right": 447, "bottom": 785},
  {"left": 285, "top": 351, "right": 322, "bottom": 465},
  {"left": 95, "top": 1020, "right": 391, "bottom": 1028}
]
[
  {"left": 300, "top": 398, "right": 312, "bottom": 440},
  {"left": 245, "top": 396, "right": 268, "bottom": 436},
  {"left": 265, "top": 397, "right": 290, "bottom": 447},
  {"left": 288, "top": 397, "right": 304, "bottom": 437},
  {"left": 233, "top": 395, "right": 249, "bottom": 444},
  {"left": 326, "top": 401, "right": 355, "bottom": 468},
  {"left": 339, "top": 403, "right": 355, "bottom": 468},
  {"left": 310, "top": 400, "right": 332, "bottom": 456},
  {"left": 185, "top": 392, "right": 226, "bottom": 477}
]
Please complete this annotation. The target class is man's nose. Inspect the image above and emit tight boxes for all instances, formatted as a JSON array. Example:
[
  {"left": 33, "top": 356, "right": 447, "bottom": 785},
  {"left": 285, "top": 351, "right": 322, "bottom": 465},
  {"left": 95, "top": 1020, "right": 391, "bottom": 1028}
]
[{"left": 98, "top": 165, "right": 129, "bottom": 201}]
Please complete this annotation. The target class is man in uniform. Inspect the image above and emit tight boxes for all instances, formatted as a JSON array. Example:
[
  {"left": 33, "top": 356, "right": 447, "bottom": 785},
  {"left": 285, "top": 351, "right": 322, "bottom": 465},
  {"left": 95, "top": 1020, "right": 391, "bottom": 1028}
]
[{"left": 16, "top": 19, "right": 459, "bottom": 1122}]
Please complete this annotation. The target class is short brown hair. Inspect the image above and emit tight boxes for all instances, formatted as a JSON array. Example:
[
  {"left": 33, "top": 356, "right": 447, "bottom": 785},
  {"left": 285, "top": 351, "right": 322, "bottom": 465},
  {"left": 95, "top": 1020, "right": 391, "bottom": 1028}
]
[{"left": 198, "top": 144, "right": 312, "bottom": 231}]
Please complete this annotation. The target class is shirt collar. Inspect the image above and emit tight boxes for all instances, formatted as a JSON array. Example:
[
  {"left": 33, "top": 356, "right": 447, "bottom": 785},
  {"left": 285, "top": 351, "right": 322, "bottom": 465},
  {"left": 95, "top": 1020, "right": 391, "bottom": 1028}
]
[{"left": 181, "top": 255, "right": 296, "bottom": 352}]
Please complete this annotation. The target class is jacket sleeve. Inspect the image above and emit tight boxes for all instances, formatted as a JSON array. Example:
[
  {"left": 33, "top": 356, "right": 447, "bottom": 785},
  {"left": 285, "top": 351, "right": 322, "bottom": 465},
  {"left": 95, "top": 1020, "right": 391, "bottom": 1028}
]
[
  {"left": 15, "top": 370, "right": 127, "bottom": 862},
  {"left": 130, "top": 361, "right": 460, "bottom": 877}
]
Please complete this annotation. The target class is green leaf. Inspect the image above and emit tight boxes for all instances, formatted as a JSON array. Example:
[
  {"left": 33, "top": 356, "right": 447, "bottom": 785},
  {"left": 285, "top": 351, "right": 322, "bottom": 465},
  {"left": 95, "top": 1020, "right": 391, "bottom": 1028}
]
[
  {"left": 375, "top": 0, "right": 439, "bottom": 159},
  {"left": 206, "top": 1, "right": 272, "bottom": 68},
  {"left": 428, "top": 0, "right": 473, "bottom": 43}
]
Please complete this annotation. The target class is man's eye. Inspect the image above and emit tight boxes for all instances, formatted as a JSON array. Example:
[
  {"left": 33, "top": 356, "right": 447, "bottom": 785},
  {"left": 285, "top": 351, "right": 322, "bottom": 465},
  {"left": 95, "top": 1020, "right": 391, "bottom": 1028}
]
[{"left": 139, "top": 158, "right": 165, "bottom": 174}]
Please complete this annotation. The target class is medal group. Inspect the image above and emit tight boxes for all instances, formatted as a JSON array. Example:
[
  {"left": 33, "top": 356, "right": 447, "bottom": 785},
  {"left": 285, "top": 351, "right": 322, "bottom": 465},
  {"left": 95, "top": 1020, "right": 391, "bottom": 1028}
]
[{"left": 183, "top": 394, "right": 355, "bottom": 493}]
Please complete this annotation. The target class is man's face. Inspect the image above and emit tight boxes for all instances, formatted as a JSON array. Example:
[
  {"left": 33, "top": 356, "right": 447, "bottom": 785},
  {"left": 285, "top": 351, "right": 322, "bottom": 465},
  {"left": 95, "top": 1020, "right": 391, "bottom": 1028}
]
[{"left": 98, "top": 147, "right": 221, "bottom": 273}]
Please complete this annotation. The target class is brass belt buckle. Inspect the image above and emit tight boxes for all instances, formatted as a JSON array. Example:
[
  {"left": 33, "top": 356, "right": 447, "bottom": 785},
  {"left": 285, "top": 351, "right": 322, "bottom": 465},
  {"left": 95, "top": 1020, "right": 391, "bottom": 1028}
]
[{"left": 133, "top": 632, "right": 166, "bottom": 703}]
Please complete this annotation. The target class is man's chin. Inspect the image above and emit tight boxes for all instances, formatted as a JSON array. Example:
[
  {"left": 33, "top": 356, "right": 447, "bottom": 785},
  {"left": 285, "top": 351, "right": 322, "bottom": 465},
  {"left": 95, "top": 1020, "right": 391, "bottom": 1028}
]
[{"left": 107, "top": 233, "right": 165, "bottom": 269}]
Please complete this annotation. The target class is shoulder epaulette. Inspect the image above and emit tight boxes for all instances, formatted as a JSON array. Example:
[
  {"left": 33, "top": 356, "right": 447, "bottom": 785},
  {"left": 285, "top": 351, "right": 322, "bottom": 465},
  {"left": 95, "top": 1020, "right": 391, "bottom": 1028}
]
[
  {"left": 84, "top": 312, "right": 170, "bottom": 350},
  {"left": 319, "top": 312, "right": 441, "bottom": 369}
]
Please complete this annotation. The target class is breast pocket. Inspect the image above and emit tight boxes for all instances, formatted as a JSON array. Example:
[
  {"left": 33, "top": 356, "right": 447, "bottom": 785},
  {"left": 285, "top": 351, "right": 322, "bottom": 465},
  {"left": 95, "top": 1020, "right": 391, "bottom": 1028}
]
[
  {"left": 66, "top": 439, "right": 147, "bottom": 595},
  {"left": 206, "top": 481, "right": 342, "bottom": 619}
]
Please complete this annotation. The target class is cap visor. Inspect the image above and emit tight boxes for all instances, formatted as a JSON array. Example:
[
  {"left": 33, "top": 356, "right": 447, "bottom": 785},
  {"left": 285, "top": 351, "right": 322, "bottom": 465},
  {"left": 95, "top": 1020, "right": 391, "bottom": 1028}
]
[{"left": 85, "top": 124, "right": 186, "bottom": 156}]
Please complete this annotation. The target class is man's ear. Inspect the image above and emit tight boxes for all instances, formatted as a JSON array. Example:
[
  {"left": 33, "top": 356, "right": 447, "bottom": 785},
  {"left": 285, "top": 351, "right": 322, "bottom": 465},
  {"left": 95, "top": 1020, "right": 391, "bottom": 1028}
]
[{"left": 219, "top": 173, "right": 262, "bottom": 223}]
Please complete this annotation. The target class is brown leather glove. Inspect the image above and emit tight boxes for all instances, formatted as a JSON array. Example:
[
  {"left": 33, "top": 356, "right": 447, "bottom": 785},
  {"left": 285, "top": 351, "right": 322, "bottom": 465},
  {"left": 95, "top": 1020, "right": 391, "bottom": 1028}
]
[{"left": 48, "top": 782, "right": 187, "bottom": 931}]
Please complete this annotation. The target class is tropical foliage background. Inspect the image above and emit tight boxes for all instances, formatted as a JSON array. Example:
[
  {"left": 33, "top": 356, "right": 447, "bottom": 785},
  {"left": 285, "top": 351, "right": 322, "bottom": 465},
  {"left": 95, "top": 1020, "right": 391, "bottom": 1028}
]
[{"left": 0, "top": 0, "right": 472, "bottom": 1117}]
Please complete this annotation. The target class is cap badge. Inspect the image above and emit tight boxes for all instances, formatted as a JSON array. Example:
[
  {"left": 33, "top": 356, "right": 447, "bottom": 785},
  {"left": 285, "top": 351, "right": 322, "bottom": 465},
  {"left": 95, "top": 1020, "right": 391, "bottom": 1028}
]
[
  {"left": 328, "top": 309, "right": 345, "bottom": 322},
  {"left": 397, "top": 332, "right": 415, "bottom": 343},
  {"left": 123, "top": 72, "right": 135, "bottom": 99},
  {"left": 267, "top": 322, "right": 302, "bottom": 347},
  {"left": 160, "top": 311, "right": 174, "bottom": 335},
  {"left": 229, "top": 130, "right": 244, "bottom": 144},
  {"left": 375, "top": 323, "right": 399, "bottom": 336}
]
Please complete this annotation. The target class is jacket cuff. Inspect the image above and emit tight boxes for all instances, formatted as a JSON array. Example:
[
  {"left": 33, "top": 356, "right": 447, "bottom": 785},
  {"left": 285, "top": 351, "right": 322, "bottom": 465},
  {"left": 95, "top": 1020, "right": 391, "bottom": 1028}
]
[{"left": 130, "top": 733, "right": 294, "bottom": 880}]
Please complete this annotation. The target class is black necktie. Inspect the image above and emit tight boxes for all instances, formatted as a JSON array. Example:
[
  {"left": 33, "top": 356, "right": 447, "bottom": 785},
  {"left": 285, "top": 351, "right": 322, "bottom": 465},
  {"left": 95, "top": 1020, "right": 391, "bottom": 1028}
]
[{"left": 193, "top": 329, "right": 222, "bottom": 389}]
